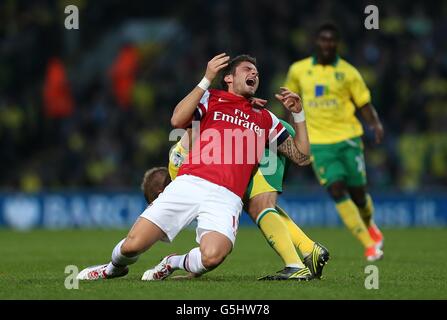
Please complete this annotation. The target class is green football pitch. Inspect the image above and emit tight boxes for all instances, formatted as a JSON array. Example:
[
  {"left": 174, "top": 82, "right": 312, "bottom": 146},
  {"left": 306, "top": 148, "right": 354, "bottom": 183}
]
[{"left": 0, "top": 227, "right": 445, "bottom": 299}]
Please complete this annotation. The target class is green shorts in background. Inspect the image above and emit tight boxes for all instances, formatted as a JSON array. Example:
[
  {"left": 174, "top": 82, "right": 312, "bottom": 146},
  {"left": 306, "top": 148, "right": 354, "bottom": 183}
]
[{"left": 310, "top": 136, "right": 367, "bottom": 187}]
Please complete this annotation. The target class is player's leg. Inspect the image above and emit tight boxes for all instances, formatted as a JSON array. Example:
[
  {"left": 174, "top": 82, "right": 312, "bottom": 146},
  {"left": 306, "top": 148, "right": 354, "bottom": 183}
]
[
  {"left": 248, "top": 192, "right": 305, "bottom": 269},
  {"left": 169, "top": 231, "right": 233, "bottom": 274},
  {"left": 312, "top": 143, "right": 370, "bottom": 246},
  {"left": 247, "top": 161, "right": 311, "bottom": 266},
  {"left": 274, "top": 204, "right": 315, "bottom": 257},
  {"left": 344, "top": 139, "right": 384, "bottom": 249},
  {"left": 77, "top": 216, "right": 166, "bottom": 280},
  {"left": 247, "top": 158, "right": 322, "bottom": 279},
  {"left": 348, "top": 187, "right": 381, "bottom": 233},
  {"left": 142, "top": 231, "right": 233, "bottom": 280},
  {"left": 247, "top": 192, "right": 312, "bottom": 280},
  {"left": 152, "top": 231, "right": 231, "bottom": 277},
  {"left": 274, "top": 205, "right": 330, "bottom": 279},
  {"left": 109, "top": 217, "right": 166, "bottom": 273},
  {"left": 142, "top": 177, "right": 242, "bottom": 280},
  {"left": 199, "top": 231, "right": 233, "bottom": 270},
  {"left": 327, "top": 180, "right": 375, "bottom": 250},
  {"left": 79, "top": 175, "right": 202, "bottom": 280},
  {"left": 312, "top": 142, "right": 380, "bottom": 260}
]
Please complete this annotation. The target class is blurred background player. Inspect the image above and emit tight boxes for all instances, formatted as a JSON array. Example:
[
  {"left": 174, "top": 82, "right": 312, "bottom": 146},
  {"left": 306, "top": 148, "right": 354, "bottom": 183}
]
[
  {"left": 284, "top": 23, "right": 384, "bottom": 261},
  {"left": 168, "top": 115, "right": 329, "bottom": 280}
]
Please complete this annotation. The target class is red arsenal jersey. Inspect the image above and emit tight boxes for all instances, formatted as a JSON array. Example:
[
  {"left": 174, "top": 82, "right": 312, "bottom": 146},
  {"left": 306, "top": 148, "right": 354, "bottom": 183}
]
[{"left": 178, "top": 89, "right": 289, "bottom": 198}]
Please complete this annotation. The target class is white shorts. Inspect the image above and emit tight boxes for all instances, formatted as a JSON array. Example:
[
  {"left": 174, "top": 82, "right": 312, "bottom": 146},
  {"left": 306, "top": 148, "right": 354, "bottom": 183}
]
[{"left": 140, "top": 174, "right": 243, "bottom": 246}]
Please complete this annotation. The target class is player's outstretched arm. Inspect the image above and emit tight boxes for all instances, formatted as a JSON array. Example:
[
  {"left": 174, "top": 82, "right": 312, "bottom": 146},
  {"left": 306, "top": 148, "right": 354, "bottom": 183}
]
[
  {"left": 275, "top": 87, "right": 311, "bottom": 166},
  {"left": 171, "top": 53, "right": 230, "bottom": 128}
]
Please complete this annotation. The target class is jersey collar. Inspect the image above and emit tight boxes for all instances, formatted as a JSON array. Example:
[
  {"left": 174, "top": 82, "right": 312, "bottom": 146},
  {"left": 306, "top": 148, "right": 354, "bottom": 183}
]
[
  {"left": 216, "top": 89, "right": 251, "bottom": 102},
  {"left": 312, "top": 55, "right": 340, "bottom": 67}
]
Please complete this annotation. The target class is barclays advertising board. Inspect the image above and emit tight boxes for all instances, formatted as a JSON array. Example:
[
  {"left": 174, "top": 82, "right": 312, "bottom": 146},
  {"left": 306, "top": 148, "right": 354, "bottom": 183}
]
[{"left": 0, "top": 192, "right": 446, "bottom": 230}]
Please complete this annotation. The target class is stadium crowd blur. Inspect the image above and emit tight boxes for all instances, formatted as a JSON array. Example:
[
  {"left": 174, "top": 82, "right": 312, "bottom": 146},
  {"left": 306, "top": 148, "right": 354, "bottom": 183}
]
[{"left": 1, "top": 0, "right": 446, "bottom": 193}]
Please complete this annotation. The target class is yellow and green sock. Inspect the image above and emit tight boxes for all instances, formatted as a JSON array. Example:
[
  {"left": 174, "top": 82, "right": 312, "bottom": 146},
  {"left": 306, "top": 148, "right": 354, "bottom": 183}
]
[
  {"left": 335, "top": 197, "right": 375, "bottom": 248},
  {"left": 275, "top": 205, "right": 315, "bottom": 257},
  {"left": 358, "top": 194, "right": 374, "bottom": 227},
  {"left": 256, "top": 208, "right": 305, "bottom": 268}
]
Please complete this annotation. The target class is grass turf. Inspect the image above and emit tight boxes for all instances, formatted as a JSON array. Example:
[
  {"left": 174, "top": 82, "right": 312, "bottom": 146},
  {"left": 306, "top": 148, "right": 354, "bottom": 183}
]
[{"left": 0, "top": 227, "right": 445, "bottom": 299}]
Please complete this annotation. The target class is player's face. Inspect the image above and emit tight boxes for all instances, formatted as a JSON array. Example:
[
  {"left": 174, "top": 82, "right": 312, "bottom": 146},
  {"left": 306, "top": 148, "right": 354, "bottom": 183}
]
[
  {"left": 228, "top": 61, "right": 259, "bottom": 98},
  {"left": 316, "top": 30, "right": 338, "bottom": 61}
]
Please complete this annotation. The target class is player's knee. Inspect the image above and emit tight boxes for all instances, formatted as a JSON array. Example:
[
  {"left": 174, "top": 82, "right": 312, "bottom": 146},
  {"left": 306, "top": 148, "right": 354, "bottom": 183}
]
[
  {"left": 120, "top": 237, "right": 143, "bottom": 257},
  {"left": 200, "top": 247, "right": 227, "bottom": 269},
  {"left": 351, "top": 194, "right": 367, "bottom": 207},
  {"left": 327, "top": 181, "right": 348, "bottom": 202},
  {"left": 248, "top": 204, "right": 261, "bottom": 221},
  {"left": 248, "top": 195, "right": 276, "bottom": 221},
  {"left": 349, "top": 188, "right": 367, "bottom": 207}
]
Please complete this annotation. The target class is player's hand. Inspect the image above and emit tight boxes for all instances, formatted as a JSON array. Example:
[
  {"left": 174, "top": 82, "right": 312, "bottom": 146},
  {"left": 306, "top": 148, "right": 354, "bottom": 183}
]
[
  {"left": 204, "top": 53, "right": 230, "bottom": 82},
  {"left": 275, "top": 87, "right": 302, "bottom": 113},
  {"left": 249, "top": 97, "right": 268, "bottom": 108},
  {"left": 371, "top": 122, "right": 384, "bottom": 144}
]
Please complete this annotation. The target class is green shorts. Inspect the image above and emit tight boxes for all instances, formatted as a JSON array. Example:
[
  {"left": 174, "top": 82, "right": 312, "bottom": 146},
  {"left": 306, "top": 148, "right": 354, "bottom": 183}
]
[
  {"left": 246, "top": 120, "right": 295, "bottom": 199},
  {"left": 311, "top": 136, "right": 367, "bottom": 187},
  {"left": 246, "top": 148, "right": 287, "bottom": 199}
]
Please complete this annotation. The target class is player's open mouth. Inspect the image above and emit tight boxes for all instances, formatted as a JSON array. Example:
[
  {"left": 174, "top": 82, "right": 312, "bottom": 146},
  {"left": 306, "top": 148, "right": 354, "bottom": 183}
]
[{"left": 246, "top": 78, "right": 256, "bottom": 87}]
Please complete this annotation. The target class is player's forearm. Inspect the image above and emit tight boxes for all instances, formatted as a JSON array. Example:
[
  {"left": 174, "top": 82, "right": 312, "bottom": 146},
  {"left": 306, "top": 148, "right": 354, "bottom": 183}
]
[
  {"left": 171, "top": 87, "right": 206, "bottom": 128},
  {"left": 359, "top": 103, "right": 381, "bottom": 127},
  {"left": 274, "top": 87, "right": 310, "bottom": 165},
  {"left": 277, "top": 135, "right": 311, "bottom": 166},
  {"left": 291, "top": 121, "right": 310, "bottom": 157},
  {"left": 359, "top": 103, "right": 384, "bottom": 144},
  {"left": 180, "top": 128, "right": 193, "bottom": 152},
  {"left": 171, "top": 53, "right": 230, "bottom": 128}
]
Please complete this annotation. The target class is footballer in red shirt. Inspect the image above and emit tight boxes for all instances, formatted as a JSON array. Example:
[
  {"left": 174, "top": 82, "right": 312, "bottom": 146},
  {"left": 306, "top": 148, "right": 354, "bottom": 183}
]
[
  {"left": 177, "top": 87, "right": 289, "bottom": 198},
  {"left": 77, "top": 53, "right": 311, "bottom": 281}
]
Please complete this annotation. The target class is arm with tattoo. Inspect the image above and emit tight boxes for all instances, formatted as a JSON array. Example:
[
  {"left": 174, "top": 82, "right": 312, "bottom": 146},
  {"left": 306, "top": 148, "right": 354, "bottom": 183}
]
[{"left": 277, "top": 135, "right": 311, "bottom": 166}]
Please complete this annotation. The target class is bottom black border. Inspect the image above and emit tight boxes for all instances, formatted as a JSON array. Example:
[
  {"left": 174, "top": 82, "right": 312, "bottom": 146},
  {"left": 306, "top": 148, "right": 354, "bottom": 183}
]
[{"left": 0, "top": 300, "right": 443, "bottom": 318}]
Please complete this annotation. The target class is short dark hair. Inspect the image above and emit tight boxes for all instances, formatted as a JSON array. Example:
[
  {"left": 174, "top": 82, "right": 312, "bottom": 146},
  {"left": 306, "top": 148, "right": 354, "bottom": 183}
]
[
  {"left": 317, "top": 23, "right": 340, "bottom": 39},
  {"left": 219, "top": 54, "right": 257, "bottom": 90},
  {"left": 141, "top": 167, "right": 171, "bottom": 203}
]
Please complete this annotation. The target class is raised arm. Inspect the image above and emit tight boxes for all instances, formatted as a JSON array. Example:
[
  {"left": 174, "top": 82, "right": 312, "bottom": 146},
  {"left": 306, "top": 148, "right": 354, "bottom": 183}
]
[
  {"left": 275, "top": 87, "right": 311, "bottom": 166},
  {"left": 171, "top": 53, "right": 230, "bottom": 128}
]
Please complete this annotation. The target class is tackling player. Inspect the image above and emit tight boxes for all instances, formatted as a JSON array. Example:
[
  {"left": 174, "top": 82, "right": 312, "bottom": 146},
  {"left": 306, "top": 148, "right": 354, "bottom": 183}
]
[
  {"left": 77, "top": 53, "right": 313, "bottom": 281},
  {"left": 284, "top": 23, "right": 384, "bottom": 261},
  {"left": 245, "top": 117, "right": 329, "bottom": 280}
]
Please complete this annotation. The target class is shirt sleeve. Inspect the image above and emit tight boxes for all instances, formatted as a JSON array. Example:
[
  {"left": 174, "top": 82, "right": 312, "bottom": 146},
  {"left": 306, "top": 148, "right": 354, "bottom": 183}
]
[
  {"left": 267, "top": 110, "right": 290, "bottom": 146},
  {"left": 349, "top": 67, "right": 371, "bottom": 108},
  {"left": 193, "top": 90, "right": 211, "bottom": 120},
  {"left": 283, "top": 63, "right": 301, "bottom": 94}
]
